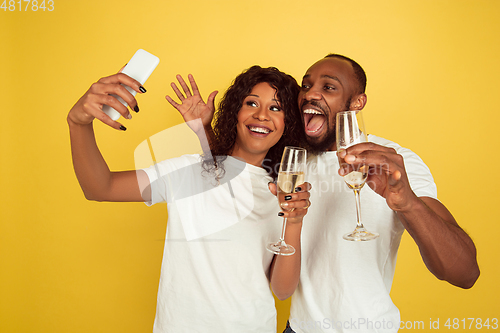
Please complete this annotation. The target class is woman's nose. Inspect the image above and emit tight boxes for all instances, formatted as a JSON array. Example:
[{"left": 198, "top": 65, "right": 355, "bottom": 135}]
[{"left": 253, "top": 107, "right": 270, "bottom": 121}]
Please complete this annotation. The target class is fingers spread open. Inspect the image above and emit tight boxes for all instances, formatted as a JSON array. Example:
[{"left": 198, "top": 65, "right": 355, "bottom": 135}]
[
  {"left": 171, "top": 82, "right": 185, "bottom": 101},
  {"left": 188, "top": 74, "right": 201, "bottom": 96},
  {"left": 165, "top": 95, "right": 181, "bottom": 110},
  {"left": 176, "top": 75, "right": 192, "bottom": 97}
]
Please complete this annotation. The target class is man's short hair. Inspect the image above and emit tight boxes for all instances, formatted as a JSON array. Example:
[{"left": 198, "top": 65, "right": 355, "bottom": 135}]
[{"left": 324, "top": 54, "right": 367, "bottom": 94}]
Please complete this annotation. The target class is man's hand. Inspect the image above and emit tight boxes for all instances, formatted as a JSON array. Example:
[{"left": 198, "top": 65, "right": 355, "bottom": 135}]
[
  {"left": 338, "top": 142, "right": 418, "bottom": 212},
  {"left": 338, "top": 142, "right": 479, "bottom": 288}
]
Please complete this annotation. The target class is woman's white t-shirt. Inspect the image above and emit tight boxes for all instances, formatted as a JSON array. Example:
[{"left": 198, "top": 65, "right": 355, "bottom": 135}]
[{"left": 142, "top": 155, "right": 282, "bottom": 333}]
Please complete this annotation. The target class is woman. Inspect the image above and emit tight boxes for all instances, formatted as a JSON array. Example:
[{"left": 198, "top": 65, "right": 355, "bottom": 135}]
[{"left": 67, "top": 65, "right": 310, "bottom": 332}]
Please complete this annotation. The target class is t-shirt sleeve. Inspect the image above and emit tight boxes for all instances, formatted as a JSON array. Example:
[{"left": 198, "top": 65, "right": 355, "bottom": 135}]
[
  {"left": 398, "top": 147, "right": 438, "bottom": 200},
  {"left": 142, "top": 162, "right": 169, "bottom": 206},
  {"left": 370, "top": 135, "right": 438, "bottom": 200},
  {"left": 141, "top": 154, "right": 201, "bottom": 206}
]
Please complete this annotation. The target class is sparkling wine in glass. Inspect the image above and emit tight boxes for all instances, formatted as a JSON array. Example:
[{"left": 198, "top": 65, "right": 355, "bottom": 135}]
[
  {"left": 267, "top": 146, "right": 307, "bottom": 255},
  {"left": 336, "top": 110, "right": 379, "bottom": 241}
]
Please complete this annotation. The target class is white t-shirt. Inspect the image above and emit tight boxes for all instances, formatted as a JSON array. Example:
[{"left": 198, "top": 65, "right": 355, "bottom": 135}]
[
  {"left": 142, "top": 155, "right": 282, "bottom": 333},
  {"left": 289, "top": 135, "right": 438, "bottom": 333}
]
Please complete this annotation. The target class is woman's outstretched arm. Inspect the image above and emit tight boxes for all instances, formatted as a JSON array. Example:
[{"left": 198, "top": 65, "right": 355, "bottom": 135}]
[{"left": 67, "top": 73, "right": 150, "bottom": 202}]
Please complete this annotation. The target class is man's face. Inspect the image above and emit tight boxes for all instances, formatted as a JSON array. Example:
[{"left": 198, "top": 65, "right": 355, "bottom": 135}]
[{"left": 298, "top": 57, "right": 361, "bottom": 153}]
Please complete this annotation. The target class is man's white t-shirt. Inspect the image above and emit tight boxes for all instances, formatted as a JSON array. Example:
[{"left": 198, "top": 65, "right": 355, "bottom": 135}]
[
  {"left": 142, "top": 155, "right": 282, "bottom": 333},
  {"left": 289, "top": 135, "right": 438, "bottom": 333}
]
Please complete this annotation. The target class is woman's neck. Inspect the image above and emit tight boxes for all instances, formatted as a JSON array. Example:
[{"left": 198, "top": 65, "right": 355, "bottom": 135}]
[{"left": 229, "top": 146, "right": 267, "bottom": 168}]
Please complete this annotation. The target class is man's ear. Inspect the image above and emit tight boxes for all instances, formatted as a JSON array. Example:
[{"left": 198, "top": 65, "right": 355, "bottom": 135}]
[{"left": 351, "top": 93, "right": 367, "bottom": 110}]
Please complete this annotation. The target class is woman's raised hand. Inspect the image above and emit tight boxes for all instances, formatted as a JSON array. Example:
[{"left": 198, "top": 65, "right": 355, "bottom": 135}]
[
  {"left": 166, "top": 74, "right": 218, "bottom": 130},
  {"left": 67, "top": 73, "right": 145, "bottom": 131}
]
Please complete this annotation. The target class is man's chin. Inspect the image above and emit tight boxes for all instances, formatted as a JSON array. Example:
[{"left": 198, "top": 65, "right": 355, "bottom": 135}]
[{"left": 305, "top": 134, "right": 336, "bottom": 155}]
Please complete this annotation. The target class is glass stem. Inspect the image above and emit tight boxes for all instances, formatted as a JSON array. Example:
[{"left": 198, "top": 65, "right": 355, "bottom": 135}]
[
  {"left": 353, "top": 188, "right": 364, "bottom": 229},
  {"left": 279, "top": 217, "right": 288, "bottom": 244}
]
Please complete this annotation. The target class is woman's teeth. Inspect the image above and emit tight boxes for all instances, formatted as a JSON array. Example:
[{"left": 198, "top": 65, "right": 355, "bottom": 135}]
[{"left": 249, "top": 126, "right": 270, "bottom": 134}]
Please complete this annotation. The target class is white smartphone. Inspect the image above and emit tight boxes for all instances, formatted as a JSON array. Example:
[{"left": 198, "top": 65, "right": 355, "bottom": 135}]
[{"left": 102, "top": 49, "right": 160, "bottom": 120}]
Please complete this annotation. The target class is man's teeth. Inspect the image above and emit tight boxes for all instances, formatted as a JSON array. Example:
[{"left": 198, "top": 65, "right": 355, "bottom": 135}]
[
  {"left": 249, "top": 126, "right": 270, "bottom": 134},
  {"left": 303, "top": 109, "right": 323, "bottom": 115}
]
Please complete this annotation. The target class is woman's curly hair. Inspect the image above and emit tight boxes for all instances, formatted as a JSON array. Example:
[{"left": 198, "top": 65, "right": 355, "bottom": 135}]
[{"left": 204, "top": 65, "right": 304, "bottom": 180}]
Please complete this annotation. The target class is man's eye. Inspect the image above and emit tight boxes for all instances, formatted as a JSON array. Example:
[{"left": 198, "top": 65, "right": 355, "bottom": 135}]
[{"left": 324, "top": 85, "right": 335, "bottom": 91}]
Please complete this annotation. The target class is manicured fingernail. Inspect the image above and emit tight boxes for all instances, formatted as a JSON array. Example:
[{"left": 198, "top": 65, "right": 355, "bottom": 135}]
[
  {"left": 285, "top": 195, "right": 292, "bottom": 201},
  {"left": 119, "top": 125, "right": 127, "bottom": 131},
  {"left": 139, "top": 86, "right": 147, "bottom": 93},
  {"left": 278, "top": 212, "right": 284, "bottom": 217},
  {"left": 134, "top": 105, "right": 140, "bottom": 112},
  {"left": 126, "top": 113, "right": 132, "bottom": 120},
  {"left": 295, "top": 187, "right": 302, "bottom": 192}
]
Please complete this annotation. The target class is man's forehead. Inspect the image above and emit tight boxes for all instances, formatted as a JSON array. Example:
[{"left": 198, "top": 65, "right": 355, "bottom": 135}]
[
  {"left": 303, "top": 58, "right": 354, "bottom": 85},
  {"left": 302, "top": 73, "right": 341, "bottom": 82},
  {"left": 305, "top": 58, "right": 352, "bottom": 76}
]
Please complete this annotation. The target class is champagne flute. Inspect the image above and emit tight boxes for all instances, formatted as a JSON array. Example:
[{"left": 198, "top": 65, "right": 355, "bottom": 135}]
[
  {"left": 336, "top": 110, "right": 379, "bottom": 241},
  {"left": 267, "top": 146, "right": 307, "bottom": 255}
]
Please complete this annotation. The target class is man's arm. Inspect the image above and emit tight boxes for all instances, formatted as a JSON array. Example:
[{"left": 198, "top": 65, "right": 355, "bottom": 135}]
[
  {"left": 339, "top": 143, "right": 479, "bottom": 288},
  {"left": 397, "top": 196, "right": 478, "bottom": 288}
]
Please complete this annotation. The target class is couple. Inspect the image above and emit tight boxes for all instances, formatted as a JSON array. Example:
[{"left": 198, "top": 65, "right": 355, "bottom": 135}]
[{"left": 67, "top": 54, "right": 479, "bottom": 333}]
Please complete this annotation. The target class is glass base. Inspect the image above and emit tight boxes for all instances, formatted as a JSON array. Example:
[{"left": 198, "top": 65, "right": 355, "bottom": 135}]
[
  {"left": 266, "top": 241, "right": 295, "bottom": 256},
  {"left": 343, "top": 226, "right": 379, "bottom": 241}
]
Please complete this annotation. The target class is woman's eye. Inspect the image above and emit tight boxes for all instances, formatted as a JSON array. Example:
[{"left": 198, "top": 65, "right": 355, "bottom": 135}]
[
  {"left": 301, "top": 84, "right": 310, "bottom": 89},
  {"left": 245, "top": 101, "right": 257, "bottom": 107},
  {"left": 270, "top": 105, "right": 281, "bottom": 112}
]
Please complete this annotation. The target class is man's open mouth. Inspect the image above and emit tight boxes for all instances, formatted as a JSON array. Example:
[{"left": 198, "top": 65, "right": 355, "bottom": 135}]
[{"left": 303, "top": 108, "right": 326, "bottom": 136}]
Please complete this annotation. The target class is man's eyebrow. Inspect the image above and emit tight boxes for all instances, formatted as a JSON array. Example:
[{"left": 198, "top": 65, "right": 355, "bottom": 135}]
[
  {"left": 322, "top": 75, "right": 341, "bottom": 83},
  {"left": 302, "top": 74, "right": 343, "bottom": 86}
]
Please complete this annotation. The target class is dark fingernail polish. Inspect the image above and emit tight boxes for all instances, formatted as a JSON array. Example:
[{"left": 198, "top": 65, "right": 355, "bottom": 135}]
[
  {"left": 295, "top": 187, "right": 302, "bottom": 192},
  {"left": 120, "top": 125, "right": 127, "bottom": 131},
  {"left": 285, "top": 195, "right": 292, "bottom": 201},
  {"left": 134, "top": 105, "right": 140, "bottom": 112},
  {"left": 139, "top": 86, "right": 147, "bottom": 93},
  {"left": 278, "top": 212, "right": 284, "bottom": 217}
]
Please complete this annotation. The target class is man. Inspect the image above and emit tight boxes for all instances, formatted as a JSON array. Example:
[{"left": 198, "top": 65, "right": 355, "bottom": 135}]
[
  {"left": 167, "top": 57, "right": 479, "bottom": 332},
  {"left": 269, "top": 54, "right": 479, "bottom": 333}
]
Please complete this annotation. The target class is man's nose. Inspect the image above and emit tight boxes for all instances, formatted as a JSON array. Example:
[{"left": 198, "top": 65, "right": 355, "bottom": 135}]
[{"left": 303, "top": 87, "right": 322, "bottom": 101}]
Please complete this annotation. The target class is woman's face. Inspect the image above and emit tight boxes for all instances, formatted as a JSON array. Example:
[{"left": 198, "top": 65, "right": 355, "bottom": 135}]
[{"left": 231, "top": 82, "right": 285, "bottom": 166}]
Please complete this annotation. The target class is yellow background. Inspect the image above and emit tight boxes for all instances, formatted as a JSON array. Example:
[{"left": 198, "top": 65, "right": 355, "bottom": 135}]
[{"left": 1, "top": 0, "right": 499, "bottom": 332}]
